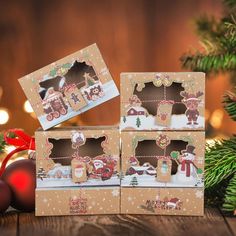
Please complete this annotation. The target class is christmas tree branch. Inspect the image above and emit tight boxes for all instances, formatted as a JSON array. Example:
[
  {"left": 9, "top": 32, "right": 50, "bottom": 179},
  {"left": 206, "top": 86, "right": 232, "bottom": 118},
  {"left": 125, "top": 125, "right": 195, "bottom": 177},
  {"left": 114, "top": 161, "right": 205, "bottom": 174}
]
[
  {"left": 224, "top": 0, "right": 236, "bottom": 10},
  {"left": 223, "top": 90, "right": 236, "bottom": 121},
  {"left": 180, "top": 0, "right": 236, "bottom": 215},
  {"left": 180, "top": 53, "right": 236, "bottom": 73},
  {"left": 222, "top": 173, "right": 236, "bottom": 213},
  {"left": 0, "top": 133, "right": 6, "bottom": 153},
  {"left": 0, "top": 131, "right": 16, "bottom": 153},
  {"left": 205, "top": 138, "right": 236, "bottom": 189},
  {"left": 205, "top": 138, "right": 236, "bottom": 214}
]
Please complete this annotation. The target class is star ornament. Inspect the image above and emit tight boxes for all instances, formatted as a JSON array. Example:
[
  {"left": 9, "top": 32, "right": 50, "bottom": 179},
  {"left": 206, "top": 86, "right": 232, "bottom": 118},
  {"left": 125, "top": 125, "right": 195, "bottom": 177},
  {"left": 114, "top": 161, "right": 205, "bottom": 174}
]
[{"left": 83, "top": 72, "right": 90, "bottom": 78}]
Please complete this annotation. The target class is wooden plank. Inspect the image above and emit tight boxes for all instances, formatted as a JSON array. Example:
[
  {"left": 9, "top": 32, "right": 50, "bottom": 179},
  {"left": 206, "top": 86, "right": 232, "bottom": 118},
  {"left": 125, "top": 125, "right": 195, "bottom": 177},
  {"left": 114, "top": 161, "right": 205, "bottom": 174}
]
[
  {"left": 225, "top": 216, "right": 236, "bottom": 236},
  {"left": 0, "top": 211, "right": 17, "bottom": 236},
  {"left": 19, "top": 213, "right": 155, "bottom": 236},
  {"left": 18, "top": 207, "right": 231, "bottom": 236},
  {"left": 135, "top": 207, "right": 233, "bottom": 236}
]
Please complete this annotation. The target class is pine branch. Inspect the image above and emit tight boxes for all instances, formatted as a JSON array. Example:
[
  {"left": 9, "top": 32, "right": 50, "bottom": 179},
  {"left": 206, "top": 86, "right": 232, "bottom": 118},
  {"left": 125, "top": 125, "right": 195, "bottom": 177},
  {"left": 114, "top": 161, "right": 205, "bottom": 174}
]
[
  {"left": 181, "top": 1, "right": 236, "bottom": 74},
  {"left": 180, "top": 0, "right": 236, "bottom": 215},
  {"left": 205, "top": 138, "right": 236, "bottom": 189},
  {"left": 224, "top": 0, "right": 236, "bottom": 9},
  {"left": 0, "top": 131, "right": 16, "bottom": 154},
  {"left": 222, "top": 173, "right": 236, "bottom": 213},
  {"left": 180, "top": 53, "right": 236, "bottom": 73},
  {"left": 0, "top": 133, "right": 6, "bottom": 153},
  {"left": 205, "top": 175, "right": 232, "bottom": 207},
  {"left": 195, "top": 16, "right": 225, "bottom": 53},
  {"left": 194, "top": 14, "right": 236, "bottom": 52},
  {"left": 223, "top": 90, "right": 236, "bottom": 121}
]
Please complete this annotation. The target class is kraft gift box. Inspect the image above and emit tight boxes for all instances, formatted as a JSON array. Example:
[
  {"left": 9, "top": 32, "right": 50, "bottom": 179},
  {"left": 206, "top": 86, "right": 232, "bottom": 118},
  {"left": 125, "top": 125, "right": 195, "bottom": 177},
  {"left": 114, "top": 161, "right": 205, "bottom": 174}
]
[
  {"left": 120, "top": 72, "right": 205, "bottom": 131},
  {"left": 120, "top": 131, "right": 205, "bottom": 216},
  {"left": 19, "top": 44, "right": 119, "bottom": 130},
  {"left": 35, "top": 126, "right": 120, "bottom": 216}
]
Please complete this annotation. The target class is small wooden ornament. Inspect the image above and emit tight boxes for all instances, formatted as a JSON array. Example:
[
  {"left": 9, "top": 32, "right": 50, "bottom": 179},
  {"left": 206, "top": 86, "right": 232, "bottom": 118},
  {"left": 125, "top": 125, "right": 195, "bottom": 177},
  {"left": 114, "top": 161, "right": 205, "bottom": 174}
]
[
  {"left": 156, "top": 157, "right": 172, "bottom": 182},
  {"left": 71, "top": 159, "right": 87, "bottom": 183},
  {"left": 64, "top": 84, "right": 87, "bottom": 111}
]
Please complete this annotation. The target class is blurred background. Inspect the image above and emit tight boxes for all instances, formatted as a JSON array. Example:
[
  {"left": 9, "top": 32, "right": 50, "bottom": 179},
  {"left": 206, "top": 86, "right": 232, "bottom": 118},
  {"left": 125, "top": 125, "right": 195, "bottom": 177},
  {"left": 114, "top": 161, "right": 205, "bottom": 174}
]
[{"left": 0, "top": 0, "right": 233, "bottom": 137}]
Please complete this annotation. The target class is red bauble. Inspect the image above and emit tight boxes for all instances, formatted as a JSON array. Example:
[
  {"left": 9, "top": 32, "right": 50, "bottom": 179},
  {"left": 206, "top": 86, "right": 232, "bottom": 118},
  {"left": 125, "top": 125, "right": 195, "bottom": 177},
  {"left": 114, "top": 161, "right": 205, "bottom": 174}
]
[
  {"left": 0, "top": 180, "right": 12, "bottom": 213},
  {"left": 1, "top": 159, "right": 36, "bottom": 212}
]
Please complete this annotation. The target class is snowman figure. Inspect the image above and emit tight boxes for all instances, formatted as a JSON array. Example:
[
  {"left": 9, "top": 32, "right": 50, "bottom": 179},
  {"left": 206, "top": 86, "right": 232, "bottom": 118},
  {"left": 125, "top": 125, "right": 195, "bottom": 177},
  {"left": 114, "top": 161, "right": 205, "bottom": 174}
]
[{"left": 174, "top": 145, "right": 198, "bottom": 183}]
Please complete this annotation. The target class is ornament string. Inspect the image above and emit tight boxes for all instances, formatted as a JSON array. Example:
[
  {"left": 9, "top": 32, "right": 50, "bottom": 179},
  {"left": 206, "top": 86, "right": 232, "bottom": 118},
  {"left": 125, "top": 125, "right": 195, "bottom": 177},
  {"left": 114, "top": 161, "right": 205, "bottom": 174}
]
[
  {"left": 0, "top": 129, "right": 35, "bottom": 177},
  {"left": 121, "top": 99, "right": 183, "bottom": 104}
]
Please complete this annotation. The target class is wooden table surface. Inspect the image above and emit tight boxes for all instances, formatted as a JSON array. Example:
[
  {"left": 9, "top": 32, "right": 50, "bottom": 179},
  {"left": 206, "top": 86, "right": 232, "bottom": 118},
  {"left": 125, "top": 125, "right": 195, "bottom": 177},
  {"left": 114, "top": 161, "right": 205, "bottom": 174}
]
[{"left": 0, "top": 207, "right": 235, "bottom": 236}]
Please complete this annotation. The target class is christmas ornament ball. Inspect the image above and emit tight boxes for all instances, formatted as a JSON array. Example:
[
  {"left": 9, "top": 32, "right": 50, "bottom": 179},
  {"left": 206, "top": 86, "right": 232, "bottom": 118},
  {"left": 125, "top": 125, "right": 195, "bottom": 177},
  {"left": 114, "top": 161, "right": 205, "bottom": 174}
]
[
  {"left": 1, "top": 159, "right": 36, "bottom": 212},
  {"left": 0, "top": 180, "right": 11, "bottom": 213}
]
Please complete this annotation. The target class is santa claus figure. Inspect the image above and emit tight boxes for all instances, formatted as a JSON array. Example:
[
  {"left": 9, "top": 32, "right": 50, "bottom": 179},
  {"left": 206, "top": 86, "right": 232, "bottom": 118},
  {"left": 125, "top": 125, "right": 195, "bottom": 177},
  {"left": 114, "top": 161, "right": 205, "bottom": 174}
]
[
  {"left": 175, "top": 145, "right": 198, "bottom": 183},
  {"left": 92, "top": 159, "right": 105, "bottom": 175},
  {"left": 88, "top": 157, "right": 114, "bottom": 181}
]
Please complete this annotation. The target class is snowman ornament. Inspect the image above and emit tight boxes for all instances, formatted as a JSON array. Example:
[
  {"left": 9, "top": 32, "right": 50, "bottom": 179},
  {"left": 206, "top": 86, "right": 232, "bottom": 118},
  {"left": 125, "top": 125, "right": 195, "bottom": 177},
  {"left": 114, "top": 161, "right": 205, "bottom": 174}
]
[{"left": 175, "top": 145, "right": 198, "bottom": 183}]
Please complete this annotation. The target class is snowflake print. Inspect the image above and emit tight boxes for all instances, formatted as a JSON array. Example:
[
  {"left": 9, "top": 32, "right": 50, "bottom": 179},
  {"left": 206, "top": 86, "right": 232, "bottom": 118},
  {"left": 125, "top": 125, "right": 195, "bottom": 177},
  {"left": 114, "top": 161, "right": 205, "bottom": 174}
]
[
  {"left": 112, "top": 189, "right": 119, "bottom": 197},
  {"left": 195, "top": 190, "right": 203, "bottom": 199},
  {"left": 43, "top": 198, "right": 48, "bottom": 203},
  {"left": 128, "top": 196, "right": 132, "bottom": 201}
]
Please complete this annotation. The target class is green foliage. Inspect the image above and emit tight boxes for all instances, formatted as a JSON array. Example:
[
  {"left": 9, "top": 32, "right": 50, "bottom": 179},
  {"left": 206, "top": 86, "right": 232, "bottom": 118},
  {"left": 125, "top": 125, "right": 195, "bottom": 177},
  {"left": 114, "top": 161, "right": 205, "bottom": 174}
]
[
  {"left": 0, "top": 131, "right": 16, "bottom": 153},
  {"left": 223, "top": 90, "right": 236, "bottom": 121},
  {"left": 205, "top": 138, "right": 236, "bottom": 188},
  {"left": 0, "top": 133, "right": 6, "bottom": 153},
  {"left": 222, "top": 173, "right": 236, "bottom": 212},
  {"left": 181, "top": 53, "right": 236, "bottom": 73},
  {"left": 180, "top": 0, "right": 236, "bottom": 77},
  {"left": 224, "top": 0, "right": 236, "bottom": 10},
  {"left": 136, "top": 117, "right": 141, "bottom": 128},
  {"left": 181, "top": 0, "right": 236, "bottom": 214},
  {"left": 205, "top": 138, "right": 236, "bottom": 213}
]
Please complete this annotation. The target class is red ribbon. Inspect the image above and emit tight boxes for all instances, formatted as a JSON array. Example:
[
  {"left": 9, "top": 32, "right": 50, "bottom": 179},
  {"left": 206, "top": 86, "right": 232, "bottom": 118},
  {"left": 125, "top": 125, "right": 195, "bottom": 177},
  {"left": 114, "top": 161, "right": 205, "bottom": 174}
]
[
  {"left": 0, "top": 129, "right": 35, "bottom": 177},
  {"left": 181, "top": 160, "right": 193, "bottom": 177}
]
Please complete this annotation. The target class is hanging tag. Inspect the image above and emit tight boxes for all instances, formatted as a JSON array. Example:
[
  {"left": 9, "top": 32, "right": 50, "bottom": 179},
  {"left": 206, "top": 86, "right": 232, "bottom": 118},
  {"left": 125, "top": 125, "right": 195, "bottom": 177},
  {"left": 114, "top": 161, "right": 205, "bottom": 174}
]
[
  {"left": 71, "top": 159, "right": 87, "bottom": 183},
  {"left": 156, "top": 157, "right": 172, "bottom": 182},
  {"left": 156, "top": 100, "right": 174, "bottom": 126},
  {"left": 64, "top": 84, "right": 87, "bottom": 111}
]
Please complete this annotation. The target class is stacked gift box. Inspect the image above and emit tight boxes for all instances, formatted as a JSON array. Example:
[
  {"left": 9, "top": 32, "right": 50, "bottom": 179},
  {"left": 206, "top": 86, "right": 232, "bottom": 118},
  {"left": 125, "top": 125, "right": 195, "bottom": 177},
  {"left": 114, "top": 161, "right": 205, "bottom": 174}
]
[
  {"left": 120, "top": 73, "right": 205, "bottom": 215},
  {"left": 19, "top": 44, "right": 205, "bottom": 216}
]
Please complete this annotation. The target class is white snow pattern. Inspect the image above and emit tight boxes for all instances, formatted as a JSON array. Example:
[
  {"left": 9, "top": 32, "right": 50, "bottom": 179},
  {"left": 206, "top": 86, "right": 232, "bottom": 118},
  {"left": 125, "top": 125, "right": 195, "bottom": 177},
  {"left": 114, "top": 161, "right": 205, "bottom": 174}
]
[
  {"left": 120, "top": 114, "right": 204, "bottom": 130},
  {"left": 38, "top": 80, "right": 119, "bottom": 130},
  {"left": 122, "top": 174, "right": 203, "bottom": 188},
  {"left": 37, "top": 176, "right": 120, "bottom": 188}
]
